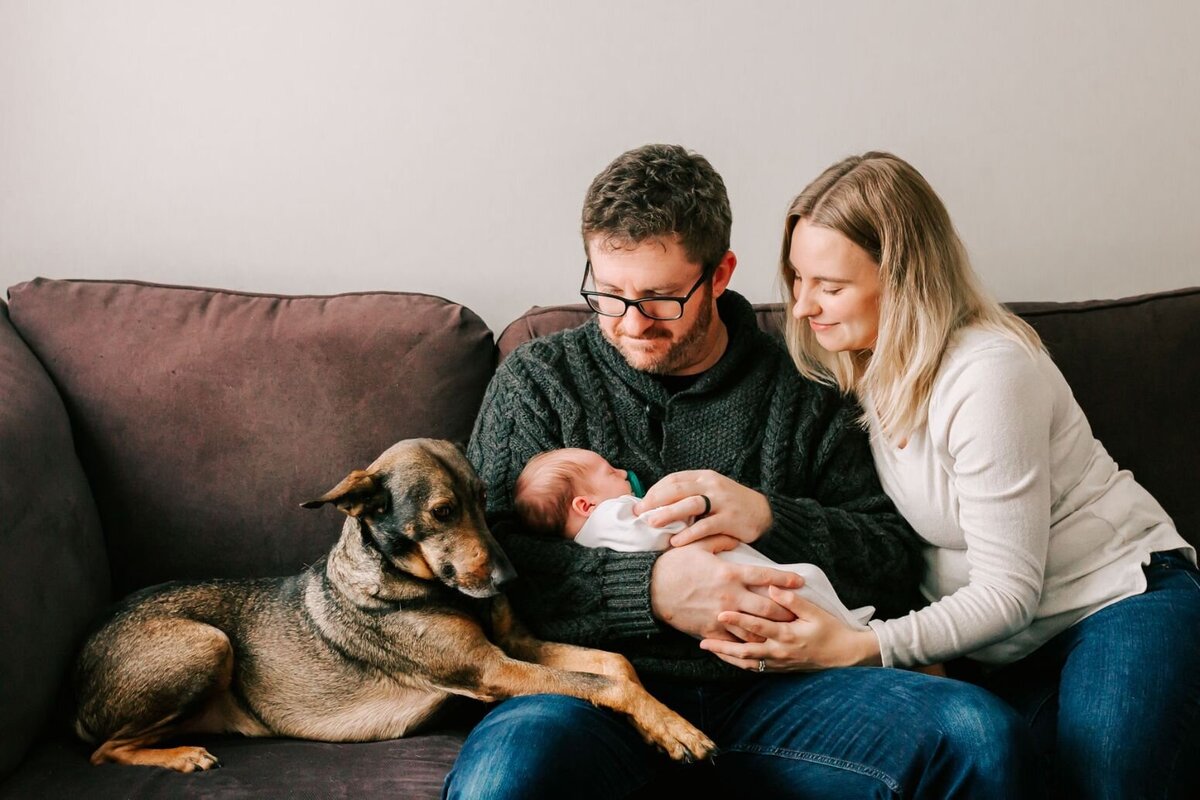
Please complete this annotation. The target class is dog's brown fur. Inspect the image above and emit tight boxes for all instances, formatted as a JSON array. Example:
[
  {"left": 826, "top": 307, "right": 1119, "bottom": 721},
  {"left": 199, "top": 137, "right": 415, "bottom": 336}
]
[{"left": 73, "top": 438, "right": 715, "bottom": 771}]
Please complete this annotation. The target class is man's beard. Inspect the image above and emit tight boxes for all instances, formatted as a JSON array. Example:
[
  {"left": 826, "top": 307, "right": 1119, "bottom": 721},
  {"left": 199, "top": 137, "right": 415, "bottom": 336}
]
[{"left": 604, "top": 289, "right": 716, "bottom": 375}]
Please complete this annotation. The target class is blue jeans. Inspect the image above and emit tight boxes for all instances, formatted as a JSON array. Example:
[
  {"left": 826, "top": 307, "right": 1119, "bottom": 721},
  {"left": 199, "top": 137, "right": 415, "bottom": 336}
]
[
  {"left": 443, "top": 667, "right": 1040, "bottom": 799},
  {"left": 979, "top": 548, "right": 1200, "bottom": 799}
]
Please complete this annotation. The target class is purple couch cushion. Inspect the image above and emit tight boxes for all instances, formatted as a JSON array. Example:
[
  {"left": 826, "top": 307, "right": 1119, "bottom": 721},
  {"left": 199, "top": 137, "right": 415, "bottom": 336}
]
[
  {"left": 6, "top": 279, "right": 495, "bottom": 596},
  {"left": 495, "top": 304, "right": 785, "bottom": 359},
  {"left": 498, "top": 289, "right": 1199, "bottom": 546},
  {"left": 0, "top": 732, "right": 465, "bottom": 799},
  {"left": 1008, "top": 288, "right": 1200, "bottom": 546},
  {"left": 0, "top": 304, "right": 110, "bottom": 777}
]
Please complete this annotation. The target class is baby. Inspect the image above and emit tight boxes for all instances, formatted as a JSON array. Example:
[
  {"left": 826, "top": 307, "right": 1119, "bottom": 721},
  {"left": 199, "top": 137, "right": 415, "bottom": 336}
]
[{"left": 513, "top": 448, "right": 873, "bottom": 631}]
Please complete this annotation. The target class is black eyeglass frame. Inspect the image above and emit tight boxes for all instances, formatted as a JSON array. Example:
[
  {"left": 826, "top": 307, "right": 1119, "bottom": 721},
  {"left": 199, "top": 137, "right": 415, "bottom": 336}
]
[{"left": 579, "top": 260, "right": 715, "bottom": 321}]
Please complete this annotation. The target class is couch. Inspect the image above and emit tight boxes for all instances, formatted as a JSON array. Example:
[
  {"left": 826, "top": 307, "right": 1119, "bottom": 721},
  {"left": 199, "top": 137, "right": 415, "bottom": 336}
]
[{"left": 1, "top": 277, "right": 1197, "bottom": 798}]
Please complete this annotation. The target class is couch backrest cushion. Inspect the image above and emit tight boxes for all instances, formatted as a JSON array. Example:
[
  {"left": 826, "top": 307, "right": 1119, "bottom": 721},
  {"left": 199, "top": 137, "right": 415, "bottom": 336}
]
[
  {"left": 495, "top": 305, "right": 785, "bottom": 358},
  {"left": 1008, "top": 288, "right": 1200, "bottom": 546},
  {"left": 497, "top": 288, "right": 1199, "bottom": 546},
  {"left": 0, "top": 303, "right": 109, "bottom": 777},
  {"left": 6, "top": 279, "right": 495, "bottom": 596}
]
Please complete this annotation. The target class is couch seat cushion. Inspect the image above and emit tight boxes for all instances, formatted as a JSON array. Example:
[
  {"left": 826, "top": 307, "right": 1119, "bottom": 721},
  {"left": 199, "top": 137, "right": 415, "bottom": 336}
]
[{"left": 0, "top": 732, "right": 464, "bottom": 799}]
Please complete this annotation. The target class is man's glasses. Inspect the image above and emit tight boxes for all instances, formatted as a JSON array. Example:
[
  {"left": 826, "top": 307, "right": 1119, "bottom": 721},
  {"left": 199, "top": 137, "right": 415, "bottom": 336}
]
[{"left": 579, "top": 261, "right": 712, "bottom": 321}]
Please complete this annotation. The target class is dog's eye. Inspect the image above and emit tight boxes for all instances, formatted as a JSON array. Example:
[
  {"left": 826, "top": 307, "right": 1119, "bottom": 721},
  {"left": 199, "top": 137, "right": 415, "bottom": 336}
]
[{"left": 431, "top": 504, "right": 453, "bottom": 521}]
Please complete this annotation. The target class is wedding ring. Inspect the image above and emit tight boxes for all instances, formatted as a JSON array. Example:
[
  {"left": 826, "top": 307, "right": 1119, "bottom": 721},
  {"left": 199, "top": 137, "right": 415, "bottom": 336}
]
[
  {"left": 757, "top": 658, "right": 766, "bottom": 673},
  {"left": 699, "top": 494, "right": 711, "bottom": 516}
]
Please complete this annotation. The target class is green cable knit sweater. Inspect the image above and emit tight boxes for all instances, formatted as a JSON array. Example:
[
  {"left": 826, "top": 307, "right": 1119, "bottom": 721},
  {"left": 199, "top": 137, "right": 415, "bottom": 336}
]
[{"left": 467, "top": 291, "right": 923, "bottom": 681}]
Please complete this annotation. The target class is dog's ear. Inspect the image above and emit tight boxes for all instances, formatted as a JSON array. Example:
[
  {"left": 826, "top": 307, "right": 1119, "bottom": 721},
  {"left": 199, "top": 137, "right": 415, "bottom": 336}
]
[
  {"left": 301, "top": 470, "right": 389, "bottom": 518},
  {"left": 392, "top": 543, "right": 437, "bottom": 581}
]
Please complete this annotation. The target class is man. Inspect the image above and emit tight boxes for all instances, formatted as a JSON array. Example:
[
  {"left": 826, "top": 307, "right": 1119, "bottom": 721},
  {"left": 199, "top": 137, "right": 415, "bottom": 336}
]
[{"left": 447, "top": 145, "right": 1036, "bottom": 798}]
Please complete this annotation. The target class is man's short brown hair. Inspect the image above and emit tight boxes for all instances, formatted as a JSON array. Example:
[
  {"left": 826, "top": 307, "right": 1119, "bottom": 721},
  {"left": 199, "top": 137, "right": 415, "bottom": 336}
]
[{"left": 582, "top": 144, "right": 732, "bottom": 269}]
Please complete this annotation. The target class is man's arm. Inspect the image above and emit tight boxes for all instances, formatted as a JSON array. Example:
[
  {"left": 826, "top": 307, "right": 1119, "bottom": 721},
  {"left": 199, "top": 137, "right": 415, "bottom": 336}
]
[{"left": 466, "top": 354, "right": 662, "bottom": 647}]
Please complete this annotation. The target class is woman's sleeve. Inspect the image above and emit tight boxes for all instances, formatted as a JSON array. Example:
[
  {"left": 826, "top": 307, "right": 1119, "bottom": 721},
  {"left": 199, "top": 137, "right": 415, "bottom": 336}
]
[{"left": 868, "top": 341, "right": 1054, "bottom": 667}]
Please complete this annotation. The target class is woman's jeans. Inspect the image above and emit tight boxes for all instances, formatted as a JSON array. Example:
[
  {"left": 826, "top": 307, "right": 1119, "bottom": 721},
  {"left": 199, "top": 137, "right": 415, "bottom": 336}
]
[
  {"left": 443, "top": 666, "right": 1040, "bottom": 799},
  {"left": 979, "top": 548, "right": 1200, "bottom": 799}
]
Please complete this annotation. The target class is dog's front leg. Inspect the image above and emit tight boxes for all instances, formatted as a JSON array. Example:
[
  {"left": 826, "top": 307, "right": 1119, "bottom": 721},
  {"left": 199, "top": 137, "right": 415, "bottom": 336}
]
[
  {"left": 488, "top": 596, "right": 642, "bottom": 684},
  {"left": 428, "top": 612, "right": 714, "bottom": 763}
]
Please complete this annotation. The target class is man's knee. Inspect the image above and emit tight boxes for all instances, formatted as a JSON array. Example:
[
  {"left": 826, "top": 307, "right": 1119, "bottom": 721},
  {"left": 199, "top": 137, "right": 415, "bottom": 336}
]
[
  {"left": 927, "top": 682, "right": 1027, "bottom": 755},
  {"left": 471, "top": 693, "right": 602, "bottom": 737},
  {"left": 444, "top": 694, "right": 650, "bottom": 800},
  {"left": 919, "top": 680, "right": 1040, "bottom": 793}
]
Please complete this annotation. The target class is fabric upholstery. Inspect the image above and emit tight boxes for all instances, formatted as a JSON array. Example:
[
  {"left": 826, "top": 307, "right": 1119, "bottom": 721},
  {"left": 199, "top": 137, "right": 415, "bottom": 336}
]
[
  {"left": 0, "top": 732, "right": 466, "bottom": 800},
  {"left": 2, "top": 279, "right": 1195, "bottom": 797},
  {"left": 1007, "top": 288, "right": 1200, "bottom": 546},
  {"left": 5, "top": 279, "right": 496, "bottom": 596},
  {"left": 495, "top": 304, "right": 785, "bottom": 358},
  {"left": 0, "top": 303, "right": 109, "bottom": 777}
]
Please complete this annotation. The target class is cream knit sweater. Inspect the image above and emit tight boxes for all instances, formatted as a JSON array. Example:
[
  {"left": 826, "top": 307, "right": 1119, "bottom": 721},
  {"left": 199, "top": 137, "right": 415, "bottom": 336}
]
[{"left": 867, "top": 326, "right": 1194, "bottom": 667}]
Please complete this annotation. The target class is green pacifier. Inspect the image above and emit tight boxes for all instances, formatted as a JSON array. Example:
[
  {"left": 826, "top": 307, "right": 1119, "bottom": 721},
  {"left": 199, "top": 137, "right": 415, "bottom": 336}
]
[{"left": 626, "top": 470, "right": 646, "bottom": 499}]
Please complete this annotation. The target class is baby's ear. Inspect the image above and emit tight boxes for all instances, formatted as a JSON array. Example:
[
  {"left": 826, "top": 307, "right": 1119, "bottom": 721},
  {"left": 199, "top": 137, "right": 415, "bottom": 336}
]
[{"left": 571, "top": 496, "right": 597, "bottom": 517}]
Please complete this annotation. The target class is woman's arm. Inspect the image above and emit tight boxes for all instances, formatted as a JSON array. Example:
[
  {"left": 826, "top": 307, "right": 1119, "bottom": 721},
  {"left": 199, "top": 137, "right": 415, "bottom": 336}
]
[
  {"left": 868, "top": 341, "right": 1054, "bottom": 666},
  {"left": 700, "top": 340, "right": 1056, "bottom": 670}
]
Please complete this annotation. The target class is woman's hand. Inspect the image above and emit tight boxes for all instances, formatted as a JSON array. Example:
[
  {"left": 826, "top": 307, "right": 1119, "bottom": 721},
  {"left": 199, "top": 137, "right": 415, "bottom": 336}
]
[
  {"left": 698, "top": 586, "right": 883, "bottom": 671},
  {"left": 634, "top": 470, "right": 773, "bottom": 547}
]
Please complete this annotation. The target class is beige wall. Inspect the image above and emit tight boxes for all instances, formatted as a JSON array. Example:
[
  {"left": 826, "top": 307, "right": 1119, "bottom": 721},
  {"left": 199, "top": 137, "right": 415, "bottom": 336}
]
[{"left": 2, "top": 1, "right": 1198, "bottom": 332}]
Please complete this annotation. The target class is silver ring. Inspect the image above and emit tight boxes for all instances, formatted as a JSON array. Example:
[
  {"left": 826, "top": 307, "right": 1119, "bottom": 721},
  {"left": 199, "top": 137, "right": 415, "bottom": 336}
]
[
  {"left": 757, "top": 658, "right": 766, "bottom": 673},
  {"left": 699, "top": 494, "right": 711, "bottom": 516}
]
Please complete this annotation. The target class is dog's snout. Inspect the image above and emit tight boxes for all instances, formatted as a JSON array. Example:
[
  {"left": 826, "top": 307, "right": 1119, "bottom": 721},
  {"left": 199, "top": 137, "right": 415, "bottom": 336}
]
[{"left": 491, "top": 550, "right": 517, "bottom": 587}]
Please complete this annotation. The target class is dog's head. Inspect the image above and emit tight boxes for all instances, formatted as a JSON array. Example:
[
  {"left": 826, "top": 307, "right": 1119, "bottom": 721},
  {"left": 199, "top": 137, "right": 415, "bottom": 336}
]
[{"left": 302, "top": 438, "right": 516, "bottom": 599}]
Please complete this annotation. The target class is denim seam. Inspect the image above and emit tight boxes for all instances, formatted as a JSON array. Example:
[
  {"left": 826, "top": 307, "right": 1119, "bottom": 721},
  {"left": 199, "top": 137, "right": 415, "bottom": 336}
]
[
  {"left": 721, "top": 742, "right": 901, "bottom": 793},
  {"left": 1025, "top": 683, "right": 1059, "bottom": 731},
  {"left": 1152, "top": 554, "right": 1200, "bottom": 592},
  {"left": 1179, "top": 568, "right": 1200, "bottom": 592},
  {"left": 1161, "top": 663, "right": 1200, "bottom": 799}
]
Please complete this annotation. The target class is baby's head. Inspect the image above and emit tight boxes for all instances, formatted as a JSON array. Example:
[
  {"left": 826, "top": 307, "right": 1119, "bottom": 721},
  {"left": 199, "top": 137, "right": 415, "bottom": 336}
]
[{"left": 514, "top": 449, "right": 632, "bottom": 538}]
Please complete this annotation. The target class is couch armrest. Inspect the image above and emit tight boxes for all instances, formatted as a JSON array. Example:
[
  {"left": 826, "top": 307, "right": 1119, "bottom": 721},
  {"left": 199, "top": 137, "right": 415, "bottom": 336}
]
[{"left": 0, "top": 302, "right": 109, "bottom": 778}]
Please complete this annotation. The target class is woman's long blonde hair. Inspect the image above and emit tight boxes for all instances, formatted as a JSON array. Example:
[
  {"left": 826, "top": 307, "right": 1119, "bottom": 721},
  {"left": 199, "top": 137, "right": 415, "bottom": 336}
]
[{"left": 778, "top": 152, "right": 1042, "bottom": 441}]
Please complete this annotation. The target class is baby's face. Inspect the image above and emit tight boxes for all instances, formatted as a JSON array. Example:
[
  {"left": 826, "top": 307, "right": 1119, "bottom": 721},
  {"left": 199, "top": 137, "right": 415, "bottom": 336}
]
[{"left": 574, "top": 450, "right": 632, "bottom": 503}]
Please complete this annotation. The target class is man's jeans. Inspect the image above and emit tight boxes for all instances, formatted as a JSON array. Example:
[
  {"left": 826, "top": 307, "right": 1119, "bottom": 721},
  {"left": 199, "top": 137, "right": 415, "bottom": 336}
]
[
  {"left": 443, "top": 667, "right": 1039, "bottom": 799},
  {"left": 981, "top": 548, "right": 1200, "bottom": 799}
]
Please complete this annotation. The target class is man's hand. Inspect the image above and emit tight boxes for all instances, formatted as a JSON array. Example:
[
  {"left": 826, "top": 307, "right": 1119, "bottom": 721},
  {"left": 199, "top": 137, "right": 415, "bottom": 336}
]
[
  {"left": 634, "top": 470, "right": 773, "bottom": 547},
  {"left": 649, "top": 538, "right": 803, "bottom": 640}
]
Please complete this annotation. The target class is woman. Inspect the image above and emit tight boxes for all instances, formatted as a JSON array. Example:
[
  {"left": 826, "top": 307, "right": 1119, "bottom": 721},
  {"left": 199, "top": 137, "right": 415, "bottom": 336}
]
[{"left": 698, "top": 152, "right": 1200, "bottom": 798}]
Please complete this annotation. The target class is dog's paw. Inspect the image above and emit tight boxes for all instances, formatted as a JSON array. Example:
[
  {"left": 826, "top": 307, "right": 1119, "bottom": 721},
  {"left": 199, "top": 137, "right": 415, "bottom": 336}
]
[
  {"left": 635, "top": 713, "right": 718, "bottom": 763},
  {"left": 94, "top": 742, "right": 223, "bottom": 772},
  {"left": 150, "top": 746, "right": 221, "bottom": 772}
]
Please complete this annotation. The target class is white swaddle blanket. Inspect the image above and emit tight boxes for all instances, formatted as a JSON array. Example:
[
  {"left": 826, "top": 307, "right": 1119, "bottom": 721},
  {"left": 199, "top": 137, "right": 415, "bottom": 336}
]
[{"left": 576, "top": 496, "right": 873, "bottom": 630}]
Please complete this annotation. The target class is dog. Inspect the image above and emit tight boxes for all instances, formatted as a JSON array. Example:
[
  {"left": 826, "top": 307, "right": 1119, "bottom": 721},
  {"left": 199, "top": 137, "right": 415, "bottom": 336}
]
[{"left": 73, "top": 438, "right": 716, "bottom": 772}]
